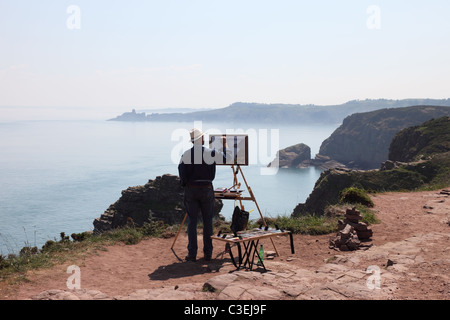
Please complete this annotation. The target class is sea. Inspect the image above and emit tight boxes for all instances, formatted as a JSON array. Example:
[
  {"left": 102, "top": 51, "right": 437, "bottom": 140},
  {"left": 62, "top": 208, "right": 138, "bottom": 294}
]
[{"left": 0, "top": 113, "right": 338, "bottom": 255}]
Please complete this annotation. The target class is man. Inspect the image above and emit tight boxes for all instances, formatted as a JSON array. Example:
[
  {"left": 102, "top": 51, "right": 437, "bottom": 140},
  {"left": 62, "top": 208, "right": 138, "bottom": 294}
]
[{"left": 178, "top": 128, "right": 228, "bottom": 262}]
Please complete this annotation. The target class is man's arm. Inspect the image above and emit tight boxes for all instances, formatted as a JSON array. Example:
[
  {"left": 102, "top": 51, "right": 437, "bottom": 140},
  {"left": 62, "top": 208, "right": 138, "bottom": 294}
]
[
  {"left": 219, "top": 136, "right": 233, "bottom": 164},
  {"left": 178, "top": 161, "right": 187, "bottom": 187},
  {"left": 178, "top": 149, "right": 192, "bottom": 187}
]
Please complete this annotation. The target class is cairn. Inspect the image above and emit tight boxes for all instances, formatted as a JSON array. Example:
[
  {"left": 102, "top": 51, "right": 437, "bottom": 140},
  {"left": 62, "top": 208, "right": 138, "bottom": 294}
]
[{"left": 329, "top": 207, "right": 373, "bottom": 251}]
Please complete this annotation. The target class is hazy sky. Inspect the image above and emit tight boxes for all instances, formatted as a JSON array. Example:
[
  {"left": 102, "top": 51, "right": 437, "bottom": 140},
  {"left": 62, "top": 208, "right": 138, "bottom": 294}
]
[{"left": 1, "top": 0, "right": 449, "bottom": 118}]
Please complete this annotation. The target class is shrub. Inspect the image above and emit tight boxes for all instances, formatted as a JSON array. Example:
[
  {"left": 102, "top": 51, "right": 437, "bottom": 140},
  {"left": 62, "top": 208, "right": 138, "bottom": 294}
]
[
  {"left": 140, "top": 220, "right": 167, "bottom": 237},
  {"left": 0, "top": 254, "right": 9, "bottom": 270},
  {"left": 339, "top": 187, "right": 374, "bottom": 207},
  {"left": 122, "top": 228, "right": 142, "bottom": 245},
  {"left": 41, "top": 240, "right": 57, "bottom": 253},
  {"left": 71, "top": 232, "right": 92, "bottom": 242},
  {"left": 19, "top": 246, "right": 38, "bottom": 257}
]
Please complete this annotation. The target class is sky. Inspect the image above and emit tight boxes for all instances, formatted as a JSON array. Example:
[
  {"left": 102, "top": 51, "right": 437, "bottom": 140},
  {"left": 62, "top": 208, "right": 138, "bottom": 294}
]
[{"left": 0, "top": 0, "right": 449, "bottom": 119}]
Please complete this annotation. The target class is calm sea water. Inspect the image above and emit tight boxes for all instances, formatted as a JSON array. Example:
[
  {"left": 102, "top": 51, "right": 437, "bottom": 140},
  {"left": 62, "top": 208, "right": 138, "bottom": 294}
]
[{"left": 0, "top": 119, "right": 337, "bottom": 254}]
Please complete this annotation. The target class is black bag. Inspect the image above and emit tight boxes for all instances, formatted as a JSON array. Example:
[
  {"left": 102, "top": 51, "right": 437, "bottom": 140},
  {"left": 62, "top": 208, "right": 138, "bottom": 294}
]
[{"left": 230, "top": 206, "right": 249, "bottom": 234}]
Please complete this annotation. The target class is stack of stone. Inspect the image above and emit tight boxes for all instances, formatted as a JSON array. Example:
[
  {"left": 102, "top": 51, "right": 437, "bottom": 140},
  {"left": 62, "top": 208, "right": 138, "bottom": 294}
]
[
  {"left": 329, "top": 207, "right": 373, "bottom": 251},
  {"left": 329, "top": 223, "right": 360, "bottom": 251},
  {"left": 343, "top": 207, "right": 373, "bottom": 241}
]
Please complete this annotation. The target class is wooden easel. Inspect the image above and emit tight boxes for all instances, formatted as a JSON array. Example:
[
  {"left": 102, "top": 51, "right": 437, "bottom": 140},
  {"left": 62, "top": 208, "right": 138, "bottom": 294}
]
[{"left": 229, "top": 165, "right": 279, "bottom": 256}]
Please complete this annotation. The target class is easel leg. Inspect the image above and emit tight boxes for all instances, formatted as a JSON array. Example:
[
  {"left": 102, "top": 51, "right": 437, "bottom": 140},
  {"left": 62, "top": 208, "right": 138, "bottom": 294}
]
[
  {"left": 235, "top": 165, "right": 279, "bottom": 257},
  {"left": 171, "top": 212, "right": 187, "bottom": 250},
  {"left": 231, "top": 165, "right": 244, "bottom": 210}
]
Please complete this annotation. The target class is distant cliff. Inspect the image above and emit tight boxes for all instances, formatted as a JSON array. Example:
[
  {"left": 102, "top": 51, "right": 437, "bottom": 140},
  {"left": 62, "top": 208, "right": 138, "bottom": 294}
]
[
  {"left": 389, "top": 116, "right": 450, "bottom": 162},
  {"left": 317, "top": 105, "right": 450, "bottom": 169},
  {"left": 292, "top": 116, "right": 450, "bottom": 216},
  {"left": 108, "top": 109, "right": 147, "bottom": 121},
  {"left": 107, "top": 99, "right": 450, "bottom": 125}
]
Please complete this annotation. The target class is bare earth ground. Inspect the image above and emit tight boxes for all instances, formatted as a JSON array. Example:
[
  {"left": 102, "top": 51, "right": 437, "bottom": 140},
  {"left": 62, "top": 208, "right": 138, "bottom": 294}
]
[{"left": 1, "top": 189, "right": 449, "bottom": 300}]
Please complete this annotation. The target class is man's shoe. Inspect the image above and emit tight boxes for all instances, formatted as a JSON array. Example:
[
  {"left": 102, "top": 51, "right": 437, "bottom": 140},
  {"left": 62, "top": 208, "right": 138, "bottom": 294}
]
[
  {"left": 185, "top": 255, "right": 196, "bottom": 262},
  {"left": 204, "top": 255, "right": 212, "bottom": 261}
]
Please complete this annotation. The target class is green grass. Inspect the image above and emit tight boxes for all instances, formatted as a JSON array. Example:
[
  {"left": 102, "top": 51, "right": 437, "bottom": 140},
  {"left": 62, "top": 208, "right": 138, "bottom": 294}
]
[
  {"left": 324, "top": 202, "right": 380, "bottom": 225},
  {"left": 0, "top": 220, "right": 171, "bottom": 284},
  {"left": 339, "top": 187, "right": 374, "bottom": 207},
  {"left": 248, "top": 215, "right": 339, "bottom": 235},
  {"left": 351, "top": 204, "right": 380, "bottom": 225}
]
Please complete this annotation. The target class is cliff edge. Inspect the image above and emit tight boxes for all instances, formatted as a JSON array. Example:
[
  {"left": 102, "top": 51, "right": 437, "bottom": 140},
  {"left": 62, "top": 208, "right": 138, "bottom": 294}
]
[
  {"left": 93, "top": 174, "right": 223, "bottom": 234},
  {"left": 293, "top": 116, "right": 450, "bottom": 216},
  {"left": 318, "top": 105, "right": 450, "bottom": 170}
]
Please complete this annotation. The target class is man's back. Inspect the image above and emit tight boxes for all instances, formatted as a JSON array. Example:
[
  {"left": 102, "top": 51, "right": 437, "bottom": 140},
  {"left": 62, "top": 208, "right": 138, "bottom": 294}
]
[{"left": 178, "top": 145, "right": 217, "bottom": 187}]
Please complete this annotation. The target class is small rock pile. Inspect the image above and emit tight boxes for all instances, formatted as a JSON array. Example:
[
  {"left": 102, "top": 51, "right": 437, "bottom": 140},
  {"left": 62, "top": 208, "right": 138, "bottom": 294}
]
[{"left": 329, "top": 207, "right": 373, "bottom": 251}]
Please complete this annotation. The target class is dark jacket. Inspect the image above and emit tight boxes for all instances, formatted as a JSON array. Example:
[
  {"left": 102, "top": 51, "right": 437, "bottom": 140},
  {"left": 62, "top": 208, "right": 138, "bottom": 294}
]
[{"left": 178, "top": 146, "right": 228, "bottom": 187}]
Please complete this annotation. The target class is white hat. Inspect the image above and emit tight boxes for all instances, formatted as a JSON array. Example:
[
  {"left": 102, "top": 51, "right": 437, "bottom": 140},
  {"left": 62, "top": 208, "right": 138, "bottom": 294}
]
[{"left": 190, "top": 128, "right": 205, "bottom": 142}]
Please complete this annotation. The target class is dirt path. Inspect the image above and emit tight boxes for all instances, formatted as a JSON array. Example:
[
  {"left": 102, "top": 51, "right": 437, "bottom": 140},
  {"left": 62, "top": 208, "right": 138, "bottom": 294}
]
[{"left": 1, "top": 189, "right": 449, "bottom": 300}]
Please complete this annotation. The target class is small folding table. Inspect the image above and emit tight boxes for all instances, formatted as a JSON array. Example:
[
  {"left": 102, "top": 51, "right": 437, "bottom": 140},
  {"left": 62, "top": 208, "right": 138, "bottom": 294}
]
[{"left": 211, "top": 227, "right": 295, "bottom": 272}]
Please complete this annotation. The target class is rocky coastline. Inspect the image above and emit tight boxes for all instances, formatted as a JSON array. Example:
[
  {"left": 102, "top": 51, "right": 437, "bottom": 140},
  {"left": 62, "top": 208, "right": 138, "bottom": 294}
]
[
  {"left": 267, "top": 143, "right": 348, "bottom": 171},
  {"left": 93, "top": 174, "right": 223, "bottom": 233},
  {"left": 268, "top": 106, "right": 450, "bottom": 172},
  {"left": 292, "top": 116, "right": 450, "bottom": 217},
  {"left": 318, "top": 105, "right": 450, "bottom": 170},
  {"left": 95, "top": 110, "right": 450, "bottom": 233}
]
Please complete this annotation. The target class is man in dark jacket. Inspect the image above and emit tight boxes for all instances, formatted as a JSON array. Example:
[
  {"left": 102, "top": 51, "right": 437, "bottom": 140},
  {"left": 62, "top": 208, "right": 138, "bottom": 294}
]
[{"left": 178, "top": 128, "right": 228, "bottom": 262}]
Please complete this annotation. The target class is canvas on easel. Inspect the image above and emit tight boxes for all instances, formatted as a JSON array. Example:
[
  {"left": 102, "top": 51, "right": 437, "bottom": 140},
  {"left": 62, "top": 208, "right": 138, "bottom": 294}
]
[{"left": 209, "top": 134, "right": 249, "bottom": 166}]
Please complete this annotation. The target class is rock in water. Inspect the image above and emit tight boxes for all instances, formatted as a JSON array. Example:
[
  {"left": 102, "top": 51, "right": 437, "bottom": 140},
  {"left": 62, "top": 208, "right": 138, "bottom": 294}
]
[
  {"left": 93, "top": 174, "right": 223, "bottom": 233},
  {"left": 267, "top": 143, "right": 311, "bottom": 168}
]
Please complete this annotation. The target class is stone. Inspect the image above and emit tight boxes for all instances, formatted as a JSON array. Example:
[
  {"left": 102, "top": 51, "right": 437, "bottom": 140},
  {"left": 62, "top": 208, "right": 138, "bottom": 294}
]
[
  {"left": 386, "top": 259, "right": 396, "bottom": 267},
  {"left": 246, "top": 286, "right": 283, "bottom": 300},
  {"left": 282, "top": 284, "right": 309, "bottom": 297},
  {"left": 356, "top": 229, "right": 373, "bottom": 240},
  {"left": 352, "top": 221, "right": 369, "bottom": 231},
  {"left": 268, "top": 143, "right": 311, "bottom": 168},
  {"left": 32, "top": 289, "right": 111, "bottom": 300},
  {"left": 329, "top": 207, "right": 372, "bottom": 251},
  {"left": 203, "top": 273, "right": 238, "bottom": 292},
  {"left": 155, "top": 289, "right": 196, "bottom": 300},
  {"left": 381, "top": 160, "right": 397, "bottom": 171},
  {"left": 340, "top": 224, "right": 353, "bottom": 237},
  {"left": 217, "top": 283, "right": 248, "bottom": 300},
  {"left": 345, "top": 208, "right": 363, "bottom": 223}
]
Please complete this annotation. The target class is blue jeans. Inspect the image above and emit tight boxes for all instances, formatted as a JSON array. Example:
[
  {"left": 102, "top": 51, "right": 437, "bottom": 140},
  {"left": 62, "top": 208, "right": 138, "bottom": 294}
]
[{"left": 184, "top": 186, "right": 214, "bottom": 258}]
